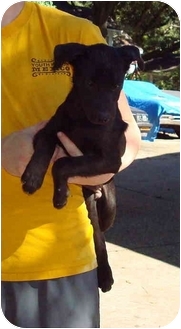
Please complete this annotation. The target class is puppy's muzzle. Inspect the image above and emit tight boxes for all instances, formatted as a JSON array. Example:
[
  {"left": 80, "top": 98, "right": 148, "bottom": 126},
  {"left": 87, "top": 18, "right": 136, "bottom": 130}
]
[{"left": 89, "top": 113, "right": 111, "bottom": 125}]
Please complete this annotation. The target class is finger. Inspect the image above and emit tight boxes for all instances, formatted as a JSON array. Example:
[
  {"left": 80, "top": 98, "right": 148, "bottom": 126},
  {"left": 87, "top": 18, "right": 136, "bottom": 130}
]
[
  {"left": 51, "top": 145, "right": 67, "bottom": 163},
  {"left": 57, "top": 132, "right": 83, "bottom": 157},
  {"left": 84, "top": 185, "right": 102, "bottom": 192},
  {"left": 83, "top": 185, "right": 103, "bottom": 200},
  {"left": 94, "top": 189, "right": 102, "bottom": 200}
]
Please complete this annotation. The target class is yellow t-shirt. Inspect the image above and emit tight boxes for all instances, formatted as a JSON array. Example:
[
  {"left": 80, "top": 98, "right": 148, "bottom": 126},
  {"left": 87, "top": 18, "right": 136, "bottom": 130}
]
[{"left": 1, "top": 2, "right": 106, "bottom": 281}]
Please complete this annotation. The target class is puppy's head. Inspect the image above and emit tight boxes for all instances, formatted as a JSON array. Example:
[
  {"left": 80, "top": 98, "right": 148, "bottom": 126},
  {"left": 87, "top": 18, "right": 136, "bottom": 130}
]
[{"left": 53, "top": 43, "right": 144, "bottom": 125}]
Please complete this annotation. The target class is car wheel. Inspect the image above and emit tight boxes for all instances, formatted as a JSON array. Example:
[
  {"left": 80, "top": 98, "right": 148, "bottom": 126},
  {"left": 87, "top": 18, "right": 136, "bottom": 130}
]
[{"left": 174, "top": 126, "right": 180, "bottom": 138}]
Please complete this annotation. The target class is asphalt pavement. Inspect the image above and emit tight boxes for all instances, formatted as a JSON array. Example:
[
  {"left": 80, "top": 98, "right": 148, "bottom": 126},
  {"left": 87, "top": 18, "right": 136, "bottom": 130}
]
[{"left": 100, "top": 134, "right": 180, "bottom": 328}]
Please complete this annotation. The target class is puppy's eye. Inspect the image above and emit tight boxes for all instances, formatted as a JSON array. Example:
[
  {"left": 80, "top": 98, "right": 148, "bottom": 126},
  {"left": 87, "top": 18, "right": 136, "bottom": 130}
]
[
  {"left": 112, "top": 84, "right": 120, "bottom": 91},
  {"left": 87, "top": 80, "right": 94, "bottom": 87}
]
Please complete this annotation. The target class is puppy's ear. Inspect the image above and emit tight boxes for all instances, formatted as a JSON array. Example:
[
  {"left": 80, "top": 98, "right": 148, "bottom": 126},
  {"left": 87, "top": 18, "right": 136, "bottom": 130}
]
[
  {"left": 117, "top": 45, "right": 144, "bottom": 71},
  {"left": 53, "top": 43, "right": 87, "bottom": 71}
]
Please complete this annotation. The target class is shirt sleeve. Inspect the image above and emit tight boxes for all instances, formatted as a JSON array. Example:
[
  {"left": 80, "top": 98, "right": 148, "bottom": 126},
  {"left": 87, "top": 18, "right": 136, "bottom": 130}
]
[{"left": 79, "top": 19, "right": 107, "bottom": 46}]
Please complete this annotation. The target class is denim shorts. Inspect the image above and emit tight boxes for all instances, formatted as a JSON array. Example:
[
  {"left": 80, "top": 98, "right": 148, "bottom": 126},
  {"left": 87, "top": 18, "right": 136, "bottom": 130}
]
[{"left": 1, "top": 269, "right": 100, "bottom": 328}]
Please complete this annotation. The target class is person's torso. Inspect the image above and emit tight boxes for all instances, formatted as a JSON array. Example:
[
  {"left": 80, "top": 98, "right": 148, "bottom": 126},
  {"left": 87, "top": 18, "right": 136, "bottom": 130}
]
[{"left": 2, "top": 2, "right": 106, "bottom": 281}]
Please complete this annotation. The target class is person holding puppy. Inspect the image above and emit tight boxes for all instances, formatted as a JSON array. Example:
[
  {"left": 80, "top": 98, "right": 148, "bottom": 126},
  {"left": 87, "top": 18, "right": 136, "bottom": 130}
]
[{"left": 1, "top": 1, "right": 141, "bottom": 327}]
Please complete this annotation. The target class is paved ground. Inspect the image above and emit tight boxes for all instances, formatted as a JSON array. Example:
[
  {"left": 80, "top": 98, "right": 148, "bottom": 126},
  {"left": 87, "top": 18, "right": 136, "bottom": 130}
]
[{"left": 100, "top": 134, "right": 180, "bottom": 328}]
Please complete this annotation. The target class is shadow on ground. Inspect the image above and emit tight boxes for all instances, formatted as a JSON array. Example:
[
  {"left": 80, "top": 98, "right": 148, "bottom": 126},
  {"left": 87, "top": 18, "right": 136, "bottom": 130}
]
[
  {"left": 157, "top": 132, "right": 179, "bottom": 140},
  {"left": 105, "top": 151, "right": 180, "bottom": 267}
]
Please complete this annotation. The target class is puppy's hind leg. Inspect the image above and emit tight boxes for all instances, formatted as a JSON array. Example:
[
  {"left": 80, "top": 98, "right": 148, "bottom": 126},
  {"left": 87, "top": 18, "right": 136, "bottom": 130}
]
[
  {"left": 97, "top": 178, "right": 117, "bottom": 232},
  {"left": 82, "top": 187, "right": 114, "bottom": 293}
]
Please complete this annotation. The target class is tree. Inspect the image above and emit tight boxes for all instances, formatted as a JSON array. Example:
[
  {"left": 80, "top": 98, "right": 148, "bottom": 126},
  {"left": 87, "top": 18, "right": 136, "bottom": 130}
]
[{"left": 52, "top": 1, "right": 180, "bottom": 89}]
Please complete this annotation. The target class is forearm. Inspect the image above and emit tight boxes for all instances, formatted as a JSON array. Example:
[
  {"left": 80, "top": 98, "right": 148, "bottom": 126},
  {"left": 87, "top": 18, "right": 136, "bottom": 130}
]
[
  {"left": 117, "top": 90, "right": 141, "bottom": 171},
  {"left": 2, "top": 92, "right": 141, "bottom": 186},
  {"left": 68, "top": 124, "right": 140, "bottom": 186},
  {"left": 118, "top": 115, "right": 141, "bottom": 172},
  {"left": 68, "top": 173, "right": 114, "bottom": 186},
  {"left": 56, "top": 132, "right": 113, "bottom": 186}
]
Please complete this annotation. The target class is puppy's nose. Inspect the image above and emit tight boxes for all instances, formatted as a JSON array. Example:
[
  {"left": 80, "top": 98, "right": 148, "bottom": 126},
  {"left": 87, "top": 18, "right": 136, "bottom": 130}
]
[{"left": 97, "top": 114, "right": 110, "bottom": 125}]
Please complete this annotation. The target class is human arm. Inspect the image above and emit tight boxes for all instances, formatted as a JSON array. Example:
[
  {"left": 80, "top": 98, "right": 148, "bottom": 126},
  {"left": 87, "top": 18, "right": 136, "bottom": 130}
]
[{"left": 2, "top": 91, "right": 141, "bottom": 186}]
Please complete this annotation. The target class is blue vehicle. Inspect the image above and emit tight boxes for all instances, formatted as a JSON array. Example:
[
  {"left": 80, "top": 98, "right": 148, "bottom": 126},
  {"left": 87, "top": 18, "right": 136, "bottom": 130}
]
[{"left": 123, "top": 80, "right": 180, "bottom": 141}]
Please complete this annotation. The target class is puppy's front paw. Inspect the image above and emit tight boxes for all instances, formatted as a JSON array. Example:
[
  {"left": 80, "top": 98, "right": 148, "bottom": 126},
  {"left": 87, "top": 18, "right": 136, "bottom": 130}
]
[
  {"left": 53, "top": 186, "right": 70, "bottom": 209},
  {"left": 21, "top": 169, "right": 43, "bottom": 194}
]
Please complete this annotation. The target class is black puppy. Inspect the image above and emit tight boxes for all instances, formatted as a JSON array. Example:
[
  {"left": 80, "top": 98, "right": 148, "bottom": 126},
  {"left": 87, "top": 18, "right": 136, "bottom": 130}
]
[{"left": 21, "top": 43, "right": 143, "bottom": 292}]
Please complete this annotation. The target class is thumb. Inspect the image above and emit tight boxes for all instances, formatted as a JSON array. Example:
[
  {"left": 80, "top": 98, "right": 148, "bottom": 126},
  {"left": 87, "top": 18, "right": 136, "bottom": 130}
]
[{"left": 57, "top": 132, "right": 83, "bottom": 157}]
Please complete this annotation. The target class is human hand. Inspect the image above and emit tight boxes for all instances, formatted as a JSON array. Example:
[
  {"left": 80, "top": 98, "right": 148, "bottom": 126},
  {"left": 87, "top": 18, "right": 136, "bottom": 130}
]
[
  {"left": 2, "top": 125, "right": 103, "bottom": 196},
  {"left": 1, "top": 122, "right": 70, "bottom": 177}
]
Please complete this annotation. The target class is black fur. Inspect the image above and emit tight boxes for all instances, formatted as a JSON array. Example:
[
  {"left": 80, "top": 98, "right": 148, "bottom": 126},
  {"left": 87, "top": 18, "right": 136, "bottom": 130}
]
[{"left": 21, "top": 43, "right": 143, "bottom": 292}]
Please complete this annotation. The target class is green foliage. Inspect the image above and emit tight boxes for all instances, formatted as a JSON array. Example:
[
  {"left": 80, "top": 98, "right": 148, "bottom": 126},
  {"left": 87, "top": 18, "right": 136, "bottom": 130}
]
[
  {"left": 142, "top": 19, "right": 179, "bottom": 54},
  {"left": 142, "top": 68, "right": 180, "bottom": 91},
  {"left": 34, "top": 1, "right": 180, "bottom": 90},
  {"left": 70, "top": 1, "right": 180, "bottom": 90},
  {"left": 70, "top": 1, "right": 92, "bottom": 8},
  {"left": 34, "top": 1, "right": 55, "bottom": 7}
]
